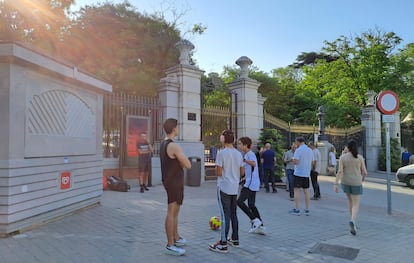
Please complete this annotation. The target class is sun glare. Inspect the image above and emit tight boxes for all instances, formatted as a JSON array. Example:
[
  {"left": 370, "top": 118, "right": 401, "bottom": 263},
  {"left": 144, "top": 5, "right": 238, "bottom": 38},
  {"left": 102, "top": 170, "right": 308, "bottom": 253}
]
[{"left": 8, "top": 0, "right": 60, "bottom": 25}]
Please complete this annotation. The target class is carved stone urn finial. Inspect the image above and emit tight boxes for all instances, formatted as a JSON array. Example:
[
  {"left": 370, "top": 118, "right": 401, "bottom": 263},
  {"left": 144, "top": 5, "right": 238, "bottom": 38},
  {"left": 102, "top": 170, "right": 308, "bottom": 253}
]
[
  {"left": 236, "top": 56, "right": 253, "bottom": 79},
  {"left": 175, "top": 39, "right": 194, "bottom": 65},
  {"left": 366, "top": 90, "right": 376, "bottom": 106}
]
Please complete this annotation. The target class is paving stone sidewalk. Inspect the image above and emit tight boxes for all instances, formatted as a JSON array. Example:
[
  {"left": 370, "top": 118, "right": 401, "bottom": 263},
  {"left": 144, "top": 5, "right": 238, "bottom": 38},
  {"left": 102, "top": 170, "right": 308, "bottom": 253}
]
[{"left": 0, "top": 175, "right": 412, "bottom": 263}]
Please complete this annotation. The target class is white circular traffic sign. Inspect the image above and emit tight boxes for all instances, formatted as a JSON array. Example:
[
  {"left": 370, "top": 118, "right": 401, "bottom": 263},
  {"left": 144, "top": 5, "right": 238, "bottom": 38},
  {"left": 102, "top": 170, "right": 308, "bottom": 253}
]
[{"left": 376, "top": 90, "right": 400, "bottom": 115}]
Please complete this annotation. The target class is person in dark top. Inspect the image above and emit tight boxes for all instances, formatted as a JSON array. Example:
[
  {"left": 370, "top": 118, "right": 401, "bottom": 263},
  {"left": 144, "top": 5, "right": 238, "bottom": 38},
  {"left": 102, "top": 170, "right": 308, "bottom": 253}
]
[
  {"left": 401, "top": 147, "right": 412, "bottom": 167},
  {"left": 137, "top": 132, "right": 153, "bottom": 193},
  {"left": 261, "top": 143, "right": 277, "bottom": 193},
  {"left": 160, "top": 118, "right": 191, "bottom": 256}
]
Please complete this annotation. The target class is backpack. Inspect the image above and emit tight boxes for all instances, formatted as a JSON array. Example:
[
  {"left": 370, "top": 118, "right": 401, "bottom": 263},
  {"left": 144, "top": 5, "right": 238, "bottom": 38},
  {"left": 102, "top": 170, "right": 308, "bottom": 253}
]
[{"left": 106, "top": 176, "right": 130, "bottom": 192}]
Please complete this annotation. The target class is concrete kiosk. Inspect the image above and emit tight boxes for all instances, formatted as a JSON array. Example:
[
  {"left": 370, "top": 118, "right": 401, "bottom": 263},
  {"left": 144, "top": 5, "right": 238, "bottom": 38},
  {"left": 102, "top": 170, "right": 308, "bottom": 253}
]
[{"left": 0, "top": 42, "right": 111, "bottom": 235}]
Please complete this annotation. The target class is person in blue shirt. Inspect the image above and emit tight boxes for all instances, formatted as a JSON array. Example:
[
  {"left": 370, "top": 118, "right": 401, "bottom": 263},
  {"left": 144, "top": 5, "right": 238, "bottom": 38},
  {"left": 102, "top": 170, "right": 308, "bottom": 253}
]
[
  {"left": 401, "top": 147, "right": 412, "bottom": 167},
  {"left": 261, "top": 143, "right": 277, "bottom": 193}
]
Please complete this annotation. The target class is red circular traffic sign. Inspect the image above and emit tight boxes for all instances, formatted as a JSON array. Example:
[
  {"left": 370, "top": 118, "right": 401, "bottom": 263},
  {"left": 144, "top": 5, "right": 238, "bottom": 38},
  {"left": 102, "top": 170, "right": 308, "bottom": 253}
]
[{"left": 376, "top": 90, "right": 400, "bottom": 115}]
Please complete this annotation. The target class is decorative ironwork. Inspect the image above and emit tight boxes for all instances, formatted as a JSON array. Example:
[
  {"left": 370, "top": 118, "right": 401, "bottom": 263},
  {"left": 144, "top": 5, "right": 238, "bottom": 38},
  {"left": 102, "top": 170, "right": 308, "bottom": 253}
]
[{"left": 102, "top": 93, "right": 161, "bottom": 158}]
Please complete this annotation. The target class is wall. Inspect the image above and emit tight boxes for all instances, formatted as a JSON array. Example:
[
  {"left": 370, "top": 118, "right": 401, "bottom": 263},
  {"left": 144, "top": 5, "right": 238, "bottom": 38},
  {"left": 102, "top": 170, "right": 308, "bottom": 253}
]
[{"left": 0, "top": 42, "right": 111, "bottom": 235}]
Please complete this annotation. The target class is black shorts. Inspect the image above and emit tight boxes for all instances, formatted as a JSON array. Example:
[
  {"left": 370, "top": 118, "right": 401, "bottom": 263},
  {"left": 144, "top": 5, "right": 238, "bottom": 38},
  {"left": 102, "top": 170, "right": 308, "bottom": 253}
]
[
  {"left": 293, "top": 175, "right": 310, "bottom": 189},
  {"left": 163, "top": 178, "right": 184, "bottom": 205},
  {"left": 138, "top": 157, "right": 150, "bottom": 172}
]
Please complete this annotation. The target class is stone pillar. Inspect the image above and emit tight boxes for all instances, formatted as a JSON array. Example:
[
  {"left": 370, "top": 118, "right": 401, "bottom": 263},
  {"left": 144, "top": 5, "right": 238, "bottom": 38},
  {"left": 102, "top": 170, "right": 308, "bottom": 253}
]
[
  {"left": 158, "top": 39, "right": 204, "bottom": 142},
  {"left": 157, "top": 39, "right": 205, "bottom": 184},
  {"left": 257, "top": 93, "right": 266, "bottom": 131},
  {"left": 361, "top": 90, "right": 382, "bottom": 172},
  {"left": 228, "top": 56, "right": 263, "bottom": 144},
  {"left": 389, "top": 111, "right": 401, "bottom": 144}
]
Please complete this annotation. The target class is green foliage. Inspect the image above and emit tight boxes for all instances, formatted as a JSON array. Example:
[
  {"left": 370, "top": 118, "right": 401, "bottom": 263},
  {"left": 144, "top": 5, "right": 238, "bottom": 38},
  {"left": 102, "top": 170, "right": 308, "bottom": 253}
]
[
  {"left": 55, "top": 2, "right": 181, "bottom": 95},
  {"left": 378, "top": 138, "right": 401, "bottom": 172},
  {"left": 292, "top": 29, "right": 409, "bottom": 128},
  {"left": 201, "top": 74, "right": 230, "bottom": 107},
  {"left": 0, "top": 0, "right": 73, "bottom": 51},
  {"left": 393, "top": 43, "right": 414, "bottom": 117}
]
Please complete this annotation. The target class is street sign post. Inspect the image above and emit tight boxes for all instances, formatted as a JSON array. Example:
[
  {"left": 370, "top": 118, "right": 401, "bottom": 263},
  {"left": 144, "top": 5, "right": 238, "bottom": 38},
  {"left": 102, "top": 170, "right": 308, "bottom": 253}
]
[{"left": 376, "top": 90, "right": 400, "bottom": 215}]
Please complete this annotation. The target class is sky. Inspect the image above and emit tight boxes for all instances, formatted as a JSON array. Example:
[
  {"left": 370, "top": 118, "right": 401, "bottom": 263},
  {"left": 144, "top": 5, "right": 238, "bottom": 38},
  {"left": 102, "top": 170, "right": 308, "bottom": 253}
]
[{"left": 72, "top": 0, "right": 414, "bottom": 74}]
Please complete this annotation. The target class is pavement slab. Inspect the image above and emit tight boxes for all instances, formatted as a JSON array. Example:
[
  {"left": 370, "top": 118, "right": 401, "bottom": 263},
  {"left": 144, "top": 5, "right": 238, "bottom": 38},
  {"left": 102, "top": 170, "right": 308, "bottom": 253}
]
[{"left": 0, "top": 173, "right": 412, "bottom": 263}]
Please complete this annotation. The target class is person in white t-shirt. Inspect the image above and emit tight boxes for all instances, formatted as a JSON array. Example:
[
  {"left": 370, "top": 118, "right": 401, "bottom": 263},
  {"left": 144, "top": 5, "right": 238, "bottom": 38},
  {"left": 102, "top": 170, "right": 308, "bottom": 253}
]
[
  {"left": 237, "top": 137, "right": 266, "bottom": 236},
  {"left": 328, "top": 146, "right": 337, "bottom": 175},
  {"left": 289, "top": 137, "right": 314, "bottom": 216},
  {"left": 209, "top": 130, "right": 244, "bottom": 253}
]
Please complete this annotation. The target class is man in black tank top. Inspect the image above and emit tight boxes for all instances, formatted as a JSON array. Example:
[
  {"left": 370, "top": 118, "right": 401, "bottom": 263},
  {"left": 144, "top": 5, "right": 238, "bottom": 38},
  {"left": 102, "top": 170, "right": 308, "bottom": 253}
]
[{"left": 160, "top": 118, "right": 191, "bottom": 256}]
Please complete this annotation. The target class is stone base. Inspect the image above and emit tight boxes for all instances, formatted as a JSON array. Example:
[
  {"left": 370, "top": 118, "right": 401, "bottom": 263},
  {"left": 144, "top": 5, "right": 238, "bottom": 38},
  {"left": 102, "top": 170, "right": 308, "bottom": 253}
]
[{"left": 0, "top": 197, "right": 100, "bottom": 237}]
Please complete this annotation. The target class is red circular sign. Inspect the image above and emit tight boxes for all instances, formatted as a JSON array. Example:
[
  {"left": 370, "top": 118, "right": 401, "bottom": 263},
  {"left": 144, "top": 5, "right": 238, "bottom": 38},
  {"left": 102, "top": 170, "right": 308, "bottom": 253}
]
[{"left": 376, "top": 90, "right": 400, "bottom": 115}]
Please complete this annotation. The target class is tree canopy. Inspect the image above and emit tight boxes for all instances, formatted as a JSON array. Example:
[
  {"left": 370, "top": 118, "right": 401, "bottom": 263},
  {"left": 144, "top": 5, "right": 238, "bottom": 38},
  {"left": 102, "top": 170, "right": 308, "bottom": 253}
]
[
  {"left": 0, "top": 0, "right": 185, "bottom": 96},
  {"left": 0, "top": 1, "right": 413, "bottom": 128},
  {"left": 0, "top": 0, "right": 73, "bottom": 52},
  {"left": 58, "top": 2, "right": 182, "bottom": 95},
  {"left": 212, "top": 29, "right": 414, "bottom": 129}
]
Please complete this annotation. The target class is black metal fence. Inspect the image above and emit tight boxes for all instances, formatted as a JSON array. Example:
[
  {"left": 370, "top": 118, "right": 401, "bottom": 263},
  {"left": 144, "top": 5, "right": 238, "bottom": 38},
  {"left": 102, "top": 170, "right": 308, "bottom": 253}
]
[
  {"left": 102, "top": 95, "right": 367, "bottom": 161},
  {"left": 201, "top": 105, "right": 235, "bottom": 150},
  {"left": 102, "top": 93, "right": 162, "bottom": 158},
  {"left": 264, "top": 112, "right": 365, "bottom": 157}
]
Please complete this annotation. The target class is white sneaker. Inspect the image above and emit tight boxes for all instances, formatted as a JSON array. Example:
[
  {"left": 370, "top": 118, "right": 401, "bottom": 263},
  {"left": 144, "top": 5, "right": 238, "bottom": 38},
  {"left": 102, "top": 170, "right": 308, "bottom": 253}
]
[
  {"left": 248, "top": 218, "right": 262, "bottom": 233},
  {"left": 254, "top": 225, "right": 266, "bottom": 235},
  {"left": 165, "top": 245, "right": 185, "bottom": 256},
  {"left": 174, "top": 237, "right": 186, "bottom": 247}
]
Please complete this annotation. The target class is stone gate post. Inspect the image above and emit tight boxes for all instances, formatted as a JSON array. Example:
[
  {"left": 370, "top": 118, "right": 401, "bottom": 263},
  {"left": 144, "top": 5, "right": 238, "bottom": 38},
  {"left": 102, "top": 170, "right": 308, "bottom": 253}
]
[
  {"left": 228, "top": 56, "right": 265, "bottom": 144},
  {"left": 157, "top": 40, "right": 205, "bottom": 184},
  {"left": 361, "top": 90, "right": 382, "bottom": 172}
]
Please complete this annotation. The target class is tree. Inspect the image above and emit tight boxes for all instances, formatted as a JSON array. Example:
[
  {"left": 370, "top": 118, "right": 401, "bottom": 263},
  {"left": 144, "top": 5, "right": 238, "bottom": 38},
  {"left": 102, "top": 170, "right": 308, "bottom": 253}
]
[
  {"left": 393, "top": 43, "right": 414, "bottom": 117},
  {"left": 56, "top": 2, "right": 181, "bottom": 95},
  {"left": 293, "top": 29, "right": 408, "bottom": 128},
  {"left": 270, "top": 66, "right": 302, "bottom": 122},
  {"left": 0, "top": 0, "right": 73, "bottom": 53},
  {"left": 201, "top": 73, "right": 230, "bottom": 107},
  {"left": 378, "top": 138, "right": 401, "bottom": 172},
  {"left": 292, "top": 51, "right": 338, "bottom": 68}
]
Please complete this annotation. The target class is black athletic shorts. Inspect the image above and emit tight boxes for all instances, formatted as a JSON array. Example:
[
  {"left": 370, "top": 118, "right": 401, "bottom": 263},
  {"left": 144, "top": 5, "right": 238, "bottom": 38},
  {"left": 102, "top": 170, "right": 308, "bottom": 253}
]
[
  {"left": 163, "top": 178, "right": 184, "bottom": 205},
  {"left": 138, "top": 156, "right": 150, "bottom": 172},
  {"left": 293, "top": 175, "right": 310, "bottom": 189}
]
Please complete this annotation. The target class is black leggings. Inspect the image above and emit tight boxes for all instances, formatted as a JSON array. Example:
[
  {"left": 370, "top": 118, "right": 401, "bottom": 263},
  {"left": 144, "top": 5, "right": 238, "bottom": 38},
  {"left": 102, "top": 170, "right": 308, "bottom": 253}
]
[{"left": 237, "top": 187, "right": 262, "bottom": 222}]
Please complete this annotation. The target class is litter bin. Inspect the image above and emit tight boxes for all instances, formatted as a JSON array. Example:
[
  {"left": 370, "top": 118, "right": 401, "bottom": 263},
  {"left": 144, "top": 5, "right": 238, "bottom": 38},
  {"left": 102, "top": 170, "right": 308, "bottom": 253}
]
[{"left": 186, "top": 156, "right": 201, "bottom": 186}]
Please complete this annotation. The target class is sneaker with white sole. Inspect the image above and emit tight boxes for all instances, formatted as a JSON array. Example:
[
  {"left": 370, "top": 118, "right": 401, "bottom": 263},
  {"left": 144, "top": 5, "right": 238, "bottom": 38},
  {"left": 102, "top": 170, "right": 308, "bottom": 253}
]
[
  {"left": 289, "top": 208, "right": 300, "bottom": 216},
  {"left": 248, "top": 218, "right": 262, "bottom": 233},
  {"left": 165, "top": 245, "right": 185, "bottom": 256},
  {"left": 254, "top": 225, "right": 266, "bottom": 235},
  {"left": 208, "top": 241, "right": 228, "bottom": 253},
  {"left": 227, "top": 238, "right": 239, "bottom": 247},
  {"left": 303, "top": 209, "right": 310, "bottom": 216},
  {"left": 174, "top": 237, "right": 186, "bottom": 247}
]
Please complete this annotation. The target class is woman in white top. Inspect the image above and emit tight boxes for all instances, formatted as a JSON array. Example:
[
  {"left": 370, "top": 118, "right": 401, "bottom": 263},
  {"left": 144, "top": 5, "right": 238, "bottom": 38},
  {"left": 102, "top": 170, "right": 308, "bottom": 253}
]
[{"left": 328, "top": 146, "right": 337, "bottom": 175}]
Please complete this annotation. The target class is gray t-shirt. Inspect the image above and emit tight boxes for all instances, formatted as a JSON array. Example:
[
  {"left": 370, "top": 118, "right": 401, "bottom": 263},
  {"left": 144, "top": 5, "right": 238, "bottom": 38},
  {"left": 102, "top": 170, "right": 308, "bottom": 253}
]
[
  {"left": 284, "top": 150, "right": 295, "bottom": 170},
  {"left": 215, "top": 147, "right": 243, "bottom": 195},
  {"left": 312, "top": 148, "right": 321, "bottom": 173}
]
